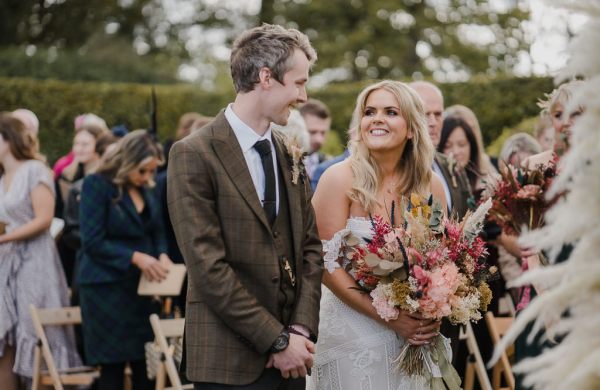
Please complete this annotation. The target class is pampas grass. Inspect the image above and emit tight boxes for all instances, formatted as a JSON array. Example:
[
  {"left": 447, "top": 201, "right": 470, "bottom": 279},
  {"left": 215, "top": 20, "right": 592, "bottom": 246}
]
[{"left": 490, "top": 1, "right": 600, "bottom": 389}]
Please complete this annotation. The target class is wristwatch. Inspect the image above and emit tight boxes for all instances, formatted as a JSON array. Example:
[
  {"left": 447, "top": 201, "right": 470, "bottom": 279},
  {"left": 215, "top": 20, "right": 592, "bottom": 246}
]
[{"left": 269, "top": 329, "right": 290, "bottom": 353}]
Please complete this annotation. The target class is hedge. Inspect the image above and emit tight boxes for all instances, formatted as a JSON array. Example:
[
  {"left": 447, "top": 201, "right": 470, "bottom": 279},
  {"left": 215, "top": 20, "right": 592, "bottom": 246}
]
[
  {"left": 0, "top": 76, "right": 554, "bottom": 163},
  {"left": 0, "top": 77, "right": 234, "bottom": 163},
  {"left": 317, "top": 76, "right": 554, "bottom": 149}
]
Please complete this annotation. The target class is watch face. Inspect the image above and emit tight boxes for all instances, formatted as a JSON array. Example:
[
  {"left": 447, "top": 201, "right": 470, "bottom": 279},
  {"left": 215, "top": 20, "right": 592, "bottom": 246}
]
[{"left": 271, "top": 331, "right": 289, "bottom": 352}]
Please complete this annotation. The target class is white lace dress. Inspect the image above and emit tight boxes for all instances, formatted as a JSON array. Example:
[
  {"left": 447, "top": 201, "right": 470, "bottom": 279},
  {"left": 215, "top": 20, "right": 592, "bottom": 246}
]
[{"left": 307, "top": 218, "right": 451, "bottom": 390}]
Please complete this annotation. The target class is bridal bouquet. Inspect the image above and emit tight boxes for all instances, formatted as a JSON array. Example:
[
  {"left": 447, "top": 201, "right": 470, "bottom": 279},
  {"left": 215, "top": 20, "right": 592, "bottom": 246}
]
[
  {"left": 482, "top": 156, "right": 558, "bottom": 236},
  {"left": 338, "top": 194, "right": 494, "bottom": 386}
]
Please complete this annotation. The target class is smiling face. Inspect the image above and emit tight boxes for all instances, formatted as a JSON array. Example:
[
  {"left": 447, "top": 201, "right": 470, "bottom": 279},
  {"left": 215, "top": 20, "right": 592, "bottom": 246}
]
[
  {"left": 359, "top": 88, "right": 411, "bottom": 154},
  {"left": 550, "top": 101, "right": 582, "bottom": 154},
  {"left": 263, "top": 48, "right": 310, "bottom": 126},
  {"left": 127, "top": 156, "right": 159, "bottom": 188},
  {"left": 72, "top": 130, "right": 98, "bottom": 164}
]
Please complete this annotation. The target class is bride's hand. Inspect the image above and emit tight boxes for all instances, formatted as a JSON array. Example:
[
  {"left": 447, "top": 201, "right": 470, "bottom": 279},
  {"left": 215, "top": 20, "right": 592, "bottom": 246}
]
[{"left": 386, "top": 311, "right": 440, "bottom": 346}]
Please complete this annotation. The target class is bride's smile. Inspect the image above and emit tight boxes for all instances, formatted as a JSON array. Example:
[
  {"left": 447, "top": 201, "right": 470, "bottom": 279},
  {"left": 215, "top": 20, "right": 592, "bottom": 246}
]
[{"left": 360, "top": 88, "right": 412, "bottom": 154}]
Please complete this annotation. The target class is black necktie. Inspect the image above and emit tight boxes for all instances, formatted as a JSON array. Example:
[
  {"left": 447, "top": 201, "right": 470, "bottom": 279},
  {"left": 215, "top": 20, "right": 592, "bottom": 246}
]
[{"left": 253, "top": 139, "right": 276, "bottom": 225}]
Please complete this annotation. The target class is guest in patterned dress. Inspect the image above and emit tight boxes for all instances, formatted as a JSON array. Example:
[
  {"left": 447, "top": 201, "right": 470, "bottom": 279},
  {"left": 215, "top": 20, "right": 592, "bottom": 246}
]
[
  {"left": 0, "top": 112, "right": 81, "bottom": 389},
  {"left": 77, "top": 129, "right": 171, "bottom": 390}
]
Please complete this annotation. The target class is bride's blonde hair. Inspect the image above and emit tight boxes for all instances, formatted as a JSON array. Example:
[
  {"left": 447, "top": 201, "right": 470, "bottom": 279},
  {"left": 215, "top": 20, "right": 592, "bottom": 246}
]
[{"left": 348, "top": 80, "right": 434, "bottom": 212}]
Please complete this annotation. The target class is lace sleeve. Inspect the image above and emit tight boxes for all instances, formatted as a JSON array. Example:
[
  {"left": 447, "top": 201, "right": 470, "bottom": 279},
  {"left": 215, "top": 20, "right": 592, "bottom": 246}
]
[{"left": 322, "top": 228, "right": 350, "bottom": 273}]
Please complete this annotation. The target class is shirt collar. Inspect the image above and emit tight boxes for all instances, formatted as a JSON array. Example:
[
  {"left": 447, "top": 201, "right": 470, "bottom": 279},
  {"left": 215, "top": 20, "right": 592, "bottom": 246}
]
[{"left": 225, "top": 104, "right": 273, "bottom": 153}]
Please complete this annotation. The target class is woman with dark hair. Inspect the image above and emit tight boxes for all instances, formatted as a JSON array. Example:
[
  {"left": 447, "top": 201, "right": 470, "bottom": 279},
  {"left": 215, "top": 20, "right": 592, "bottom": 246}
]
[
  {"left": 438, "top": 116, "right": 481, "bottom": 190},
  {"left": 0, "top": 112, "right": 80, "bottom": 389},
  {"left": 77, "top": 129, "right": 171, "bottom": 390},
  {"left": 438, "top": 115, "right": 508, "bottom": 379}
]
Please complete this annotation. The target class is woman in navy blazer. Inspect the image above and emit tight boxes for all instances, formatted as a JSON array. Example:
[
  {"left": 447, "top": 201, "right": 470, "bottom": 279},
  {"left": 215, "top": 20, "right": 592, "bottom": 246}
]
[{"left": 77, "top": 130, "right": 171, "bottom": 390}]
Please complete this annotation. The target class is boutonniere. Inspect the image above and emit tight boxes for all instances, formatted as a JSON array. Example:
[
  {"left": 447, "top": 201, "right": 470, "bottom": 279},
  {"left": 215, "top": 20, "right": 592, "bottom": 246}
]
[
  {"left": 283, "top": 136, "right": 307, "bottom": 185},
  {"left": 447, "top": 153, "right": 459, "bottom": 188}
]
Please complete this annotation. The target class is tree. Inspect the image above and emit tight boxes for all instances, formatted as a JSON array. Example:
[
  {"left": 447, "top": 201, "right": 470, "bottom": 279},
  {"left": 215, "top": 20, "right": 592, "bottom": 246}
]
[{"left": 259, "top": 0, "right": 532, "bottom": 82}]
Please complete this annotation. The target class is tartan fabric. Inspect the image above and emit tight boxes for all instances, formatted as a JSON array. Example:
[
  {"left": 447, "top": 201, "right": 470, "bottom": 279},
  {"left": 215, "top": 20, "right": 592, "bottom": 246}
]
[
  {"left": 167, "top": 111, "right": 323, "bottom": 385},
  {"left": 79, "top": 279, "right": 158, "bottom": 364},
  {"left": 77, "top": 173, "right": 168, "bottom": 285},
  {"left": 76, "top": 173, "right": 167, "bottom": 365}
]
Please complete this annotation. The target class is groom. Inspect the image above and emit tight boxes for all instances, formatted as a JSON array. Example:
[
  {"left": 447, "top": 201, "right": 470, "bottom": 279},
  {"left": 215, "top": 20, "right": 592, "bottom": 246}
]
[{"left": 167, "top": 24, "right": 323, "bottom": 389}]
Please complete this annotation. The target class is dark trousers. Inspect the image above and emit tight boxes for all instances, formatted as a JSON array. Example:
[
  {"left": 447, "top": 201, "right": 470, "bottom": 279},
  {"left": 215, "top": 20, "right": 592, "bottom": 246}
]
[
  {"left": 97, "top": 360, "right": 154, "bottom": 390},
  {"left": 194, "top": 368, "right": 305, "bottom": 390}
]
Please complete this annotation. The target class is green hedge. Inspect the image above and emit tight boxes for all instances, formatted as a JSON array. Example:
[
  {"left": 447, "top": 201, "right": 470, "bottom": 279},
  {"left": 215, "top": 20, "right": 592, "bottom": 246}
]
[
  {"left": 314, "top": 76, "right": 554, "bottom": 152},
  {"left": 0, "top": 76, "right": 553, "bottom": 163},
  {"left": 0, "top": 77, "right": 234, "bottom": 163}
]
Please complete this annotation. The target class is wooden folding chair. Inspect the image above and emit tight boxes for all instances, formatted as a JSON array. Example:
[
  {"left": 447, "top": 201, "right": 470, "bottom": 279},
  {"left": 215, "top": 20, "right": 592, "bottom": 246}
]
[
  {"left": 463, "top": 322, "right": 493, "bottom": 390},
  {"left": 29, "top": 304, "right": 100, "bottom": 390},
  {"left": 149, "top": 314, "right": 192, "bottom": 390},
  {"left": 485, "top": 312, "right": 515, "bottom": 390}
]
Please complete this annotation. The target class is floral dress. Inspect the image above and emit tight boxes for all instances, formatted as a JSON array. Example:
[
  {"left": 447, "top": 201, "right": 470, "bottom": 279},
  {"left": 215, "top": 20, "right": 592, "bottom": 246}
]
[{"left": 0, "top": 160, "right": 81, "bottom": 377}]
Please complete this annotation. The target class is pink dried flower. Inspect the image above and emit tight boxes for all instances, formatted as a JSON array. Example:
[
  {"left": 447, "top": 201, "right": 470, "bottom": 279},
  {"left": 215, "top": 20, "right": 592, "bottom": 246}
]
[
  {"left": 515, "top": 184, "right": 542, "bottom": 201},
  {"left": 370, "top": 285, "right": 399, "bottom": 321}
]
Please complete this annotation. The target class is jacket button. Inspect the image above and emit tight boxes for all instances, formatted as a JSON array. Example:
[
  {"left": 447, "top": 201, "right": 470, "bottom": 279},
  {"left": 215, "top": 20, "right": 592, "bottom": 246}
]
[
  {"left": 273, "top": 231, "right": 280, "bottom": 238},
  {"left": 271, "top": 276, "right": 279, "bottom": 283}
]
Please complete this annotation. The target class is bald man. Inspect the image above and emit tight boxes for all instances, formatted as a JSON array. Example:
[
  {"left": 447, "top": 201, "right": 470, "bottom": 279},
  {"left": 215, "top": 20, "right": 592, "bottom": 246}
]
[{"left": 409, "top": 81, "right": 471, "bottom": 218}]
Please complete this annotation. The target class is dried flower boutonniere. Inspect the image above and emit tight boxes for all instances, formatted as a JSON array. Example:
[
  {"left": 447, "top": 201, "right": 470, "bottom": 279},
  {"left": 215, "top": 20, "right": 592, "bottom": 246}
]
[
  {"left": 283, "top": 136, "right": 306, "bottom": 185},
  {"left": 447, "top": 153, "right": 459, "bottom": 188}
]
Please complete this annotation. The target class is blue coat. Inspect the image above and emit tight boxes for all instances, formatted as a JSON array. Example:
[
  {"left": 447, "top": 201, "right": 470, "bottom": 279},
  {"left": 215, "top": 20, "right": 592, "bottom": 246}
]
[
  {"left": 77, "top": 173, "right": 167, "bottom": 285},
  {"left": 76, "top": 173, "right": 167, "bottom": 364}
]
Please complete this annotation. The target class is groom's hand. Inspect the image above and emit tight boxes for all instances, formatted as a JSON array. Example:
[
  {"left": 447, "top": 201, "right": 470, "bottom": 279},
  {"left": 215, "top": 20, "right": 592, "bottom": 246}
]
[{"left": 266, "top": 334, "right": 314, "bottom": 379}]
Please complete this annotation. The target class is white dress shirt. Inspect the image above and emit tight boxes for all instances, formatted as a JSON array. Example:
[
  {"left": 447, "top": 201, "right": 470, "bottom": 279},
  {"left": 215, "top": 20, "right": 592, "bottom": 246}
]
[
  {"left": 225, "top": 104, "right": 279, "bottom": 214},
  {"left": 303, "top": 152, "right": 320, "bottom": 179},
  {"left": 433, "top": 159, "right": 453, "bottom": 212}
]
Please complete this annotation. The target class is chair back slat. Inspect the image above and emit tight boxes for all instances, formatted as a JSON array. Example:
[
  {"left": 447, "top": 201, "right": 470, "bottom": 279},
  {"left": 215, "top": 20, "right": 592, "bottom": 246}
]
[
  {"left": 159, "top": 318, "right": 185, "bottom": 338},
  {"left": 29, "top": 304, "right": 100, "bottom": 390},
  {"left": 35, "top": 307, "right": 82, "bottom": 326},
  {"left": 150, "top": 314, "right": 185, "bottom": 390}
]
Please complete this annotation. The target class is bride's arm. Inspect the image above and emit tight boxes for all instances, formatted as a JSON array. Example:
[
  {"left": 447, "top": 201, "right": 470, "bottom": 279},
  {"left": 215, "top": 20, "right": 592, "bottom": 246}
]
[
  {"left": 312, "top": 164, "right": 438, "bottom": 344},
  {"left": 312, "top": 163, "right": 383, "bottom": 321}
]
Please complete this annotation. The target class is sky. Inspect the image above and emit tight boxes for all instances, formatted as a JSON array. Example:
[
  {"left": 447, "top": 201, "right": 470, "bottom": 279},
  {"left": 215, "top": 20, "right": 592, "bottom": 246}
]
[{"left": 523, "top": 0, "right": 587, "bottom": 77}]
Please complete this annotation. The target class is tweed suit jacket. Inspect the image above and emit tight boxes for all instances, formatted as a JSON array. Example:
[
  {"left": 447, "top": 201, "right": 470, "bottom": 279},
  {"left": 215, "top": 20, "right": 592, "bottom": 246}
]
[
  {"left": 78, "top": 173, "right": 167, "bottom": 285},
  {"left": 166, "top": 111, "right": 323, "bottom": 385},
  {"left": 435, "top": 152, "right": 472, "bottom": 219}
]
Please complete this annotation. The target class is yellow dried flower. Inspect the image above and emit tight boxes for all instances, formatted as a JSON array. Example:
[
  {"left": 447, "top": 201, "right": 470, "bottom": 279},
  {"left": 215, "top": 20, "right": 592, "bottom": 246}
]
[
  {"left": 390, "top": 280, "right": 413, "bottom": 312},
  {"left": 478, "top": 282, "right": 492, "bottom": 312}
]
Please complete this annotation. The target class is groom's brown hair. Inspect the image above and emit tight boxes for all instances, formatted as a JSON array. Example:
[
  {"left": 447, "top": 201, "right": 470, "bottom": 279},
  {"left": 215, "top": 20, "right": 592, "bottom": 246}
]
[{"left": 230, "top": 23, "right": 317, "bottom": 93}]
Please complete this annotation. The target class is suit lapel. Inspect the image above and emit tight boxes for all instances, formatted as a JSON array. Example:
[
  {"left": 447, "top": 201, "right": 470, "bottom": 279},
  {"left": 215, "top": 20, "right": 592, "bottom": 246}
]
[
  {"left": 121, "top": 190, "right": 143, "bottom": 227},
  {"left": 273, "top": 132, "right": 302, "bottom": 263},
  {"left": 211, "top": 112, "right": 271, "bottom": 231}
]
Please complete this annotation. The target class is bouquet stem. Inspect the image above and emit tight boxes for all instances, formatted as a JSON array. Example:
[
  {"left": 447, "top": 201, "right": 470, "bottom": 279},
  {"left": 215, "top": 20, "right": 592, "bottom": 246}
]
[{"left": 394, "top": 337, "right": 462, "bottom": 390}]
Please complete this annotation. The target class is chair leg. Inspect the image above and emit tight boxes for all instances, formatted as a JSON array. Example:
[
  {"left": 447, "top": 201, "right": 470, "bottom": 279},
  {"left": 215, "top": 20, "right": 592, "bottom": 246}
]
[
  {"left": 155, "top": 363, "right": 166, "bottom": 390},
  {"left": 464, "top": 355, "right": 476, "bottom": 390},
  {"left": 31, "top": 345, "right": 41, "bottom": 390},
  {"left": 492, "top": 363, "right": 501, "bottom": 390}
]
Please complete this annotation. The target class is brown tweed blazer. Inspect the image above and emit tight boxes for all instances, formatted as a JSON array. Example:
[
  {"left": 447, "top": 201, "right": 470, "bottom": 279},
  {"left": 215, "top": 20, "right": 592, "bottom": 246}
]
[{"left": 166, "top": 111, "right": 323, "bottom": 385}]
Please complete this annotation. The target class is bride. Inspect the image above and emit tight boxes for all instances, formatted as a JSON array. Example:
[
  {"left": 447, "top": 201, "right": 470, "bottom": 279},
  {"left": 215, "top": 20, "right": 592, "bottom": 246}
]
[{"left": 309, "top": 80, "right": 450, "bottom": 389}]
